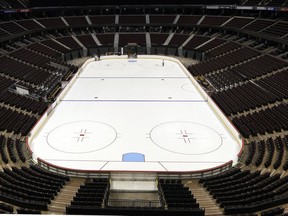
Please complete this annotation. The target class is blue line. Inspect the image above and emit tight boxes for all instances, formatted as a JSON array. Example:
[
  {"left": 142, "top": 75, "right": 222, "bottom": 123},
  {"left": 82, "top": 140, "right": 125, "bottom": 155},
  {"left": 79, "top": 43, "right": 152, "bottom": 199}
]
[{"left": 61, "top": 99, "right": 208, "bottom": 103}]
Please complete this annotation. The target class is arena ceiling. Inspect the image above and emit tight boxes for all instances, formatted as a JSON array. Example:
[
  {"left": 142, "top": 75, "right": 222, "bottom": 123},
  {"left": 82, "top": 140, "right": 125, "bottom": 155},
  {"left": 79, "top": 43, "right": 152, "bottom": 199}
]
[{"left": 29, "top": 0, "right": 241, "bottom": 7}]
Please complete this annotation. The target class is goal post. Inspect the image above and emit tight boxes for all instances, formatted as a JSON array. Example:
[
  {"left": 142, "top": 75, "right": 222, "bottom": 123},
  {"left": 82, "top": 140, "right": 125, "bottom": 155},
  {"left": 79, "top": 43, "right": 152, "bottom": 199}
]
[{"left": 126, "top": 43, "right": 139, "bottom": 58}]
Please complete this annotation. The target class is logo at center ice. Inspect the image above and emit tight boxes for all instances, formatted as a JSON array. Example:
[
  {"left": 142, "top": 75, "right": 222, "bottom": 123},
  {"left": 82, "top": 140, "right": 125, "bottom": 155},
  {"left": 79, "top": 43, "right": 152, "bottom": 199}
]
[
  {"left": 73, "top": 129, "right": 91, "bottom": 142},
  {"left": 176, "top": 130, "right": 195, "bottom": 144}
]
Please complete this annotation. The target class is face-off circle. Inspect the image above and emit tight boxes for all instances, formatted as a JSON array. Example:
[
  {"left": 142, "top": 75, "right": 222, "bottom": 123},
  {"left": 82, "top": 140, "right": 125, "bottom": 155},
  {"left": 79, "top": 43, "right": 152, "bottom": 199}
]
[
  {"left": 47, "top": 121, "right": 117, "bottom": 154},
  {"left": 150, "top": 121, "right": 222, "bottom": 155}
]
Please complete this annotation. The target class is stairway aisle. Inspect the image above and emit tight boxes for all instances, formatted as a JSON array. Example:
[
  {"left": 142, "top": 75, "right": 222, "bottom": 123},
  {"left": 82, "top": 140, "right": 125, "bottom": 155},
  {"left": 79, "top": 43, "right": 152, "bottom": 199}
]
[
  {"left": 44, "top": 177, "right": 84, "bottom": 214},
  {"left": 183, "top": 179, "right": 223, "bottom": 216}
]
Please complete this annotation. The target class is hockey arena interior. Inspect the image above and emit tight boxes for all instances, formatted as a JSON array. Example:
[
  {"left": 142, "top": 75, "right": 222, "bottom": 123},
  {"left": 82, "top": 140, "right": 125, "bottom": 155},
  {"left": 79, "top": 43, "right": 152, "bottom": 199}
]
[{"left": 0, "top": 0, "right": 288, "bottom": 215}]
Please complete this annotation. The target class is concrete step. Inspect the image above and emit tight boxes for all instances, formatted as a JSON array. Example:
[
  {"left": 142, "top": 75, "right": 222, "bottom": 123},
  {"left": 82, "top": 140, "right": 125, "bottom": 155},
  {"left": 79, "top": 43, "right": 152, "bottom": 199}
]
[
  {"left": 184, "top": 180, "right": 223, "bottom": 215},
  {"left": 46, "top": 177, "right": 84, "bottom": 214}
]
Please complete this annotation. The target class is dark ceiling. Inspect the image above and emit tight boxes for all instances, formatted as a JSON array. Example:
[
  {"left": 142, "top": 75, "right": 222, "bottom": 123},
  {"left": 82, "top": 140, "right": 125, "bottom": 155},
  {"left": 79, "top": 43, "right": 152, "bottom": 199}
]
[{"left": 29, "top": 0, "right": 241, "bottom": 7}]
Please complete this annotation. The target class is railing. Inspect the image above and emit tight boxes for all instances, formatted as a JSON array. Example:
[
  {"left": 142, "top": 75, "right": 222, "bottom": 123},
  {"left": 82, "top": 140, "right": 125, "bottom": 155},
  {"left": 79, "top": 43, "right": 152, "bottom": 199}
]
[
  {"left": 107, "top": 199, "right": 162, "bottom": 208},
  {"left": 37, "top": 157, "right": 233, "bottom": 179},
  {"left": 37, "top": 158, "right": 110, "bottom": 178},
  {"left": 157, "top": 160, "right": 233, "bottom": 179}
]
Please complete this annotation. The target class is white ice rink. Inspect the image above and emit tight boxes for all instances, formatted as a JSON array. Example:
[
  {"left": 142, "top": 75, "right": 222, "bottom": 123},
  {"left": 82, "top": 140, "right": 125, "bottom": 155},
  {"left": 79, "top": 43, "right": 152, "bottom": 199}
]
[{"left": 29, "top": 56, "right": 242, "bottom": 172}]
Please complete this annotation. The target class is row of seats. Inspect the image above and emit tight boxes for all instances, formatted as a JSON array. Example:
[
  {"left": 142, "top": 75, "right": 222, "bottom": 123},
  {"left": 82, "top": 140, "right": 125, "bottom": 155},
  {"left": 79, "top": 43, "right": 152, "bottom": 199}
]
[
  {"left": 0, "top": 36, "right": 78, "bottom": 104},
  {"left": 0, "top": 138, "right": 22, "bottom": 165},
  {"left": 66, "top": 205, "right": 205, "bottom": 215},
  {"left": 56, "top": 37, "right": 83, "bottom": 50},
  {"left": 0, "top": 90, "right": 48, "bottom": 115},
  {"left": 205, "top": 41, "right": 242, "bottom": 59},
  {"left": 255, "top": 69, "right": 288, "bottom": 101},
  {"left": 0, "top": 165, "right": 69, "bottom": 211},
  {"left": 25, "top": 43, "right": 79, "bottom": 75},
  {"left": 17, "top": 32, "right": 213, "bottom": 50},
  {"left": 0, "top": 106, "right": 37, "bottom": 136},
  {"left": 224, "top": 17, "right": 254, "bottom": 28},
  {"left": 0, "top": 0, "right": 27, "bottom": 9},
  {"left": 0, "top": 202, "right": 13, "bottom": 214},
  {"left": 261, "top": 207, "right": 285, "bottom": 216},
  {"left": 28, "top": 164, "right": 70, "bottom": 181},
  {"left": 206, "top": 55, "right": 287, "bottom": 91},
  {"left": 0, "top": 76, "right": 14, "bottom": 93},
  {"left": 41, "top": 39, "right": 70, "bottom": 53},
  {"left": 198, "top": 38, "right": 226, "bottom": 53},
  {"left": 199, "top": 168, "right": 288, "bottom": 214},
  {"left": 245, "top": 135, "right": 288, "bottom": 170},
  {"left": 6, "top": 137, "right": 19, "bottom": 163},
  {"left": 158, "top": 179, "right": 200, "bottom": 209},
  {"left": 0, "top": 135, "right": 10, "bottom": 164},
  {"left": 212, "top": 82, "right": 276, "bottom": 117},
  {"left": 188, "top": 46, "right": 260, "bottom": 76},
  {"left": 0, "top": 15, "right": 287, "bottom": 41},
  {"left": 232, "top": 103, "right": 288, "bottom": 138},
  {"left": 272, "top": 137, "right": 284, "bottom": 169},
  {"left": 0, "top": 56, "right": 55, "bottom": 86},
  {"left": 168, "top": 34, "right": 190, "bottom": 47},
  {"left": 17, "top": 208, "right": 41, "bottom": 214},
  {"left": 183, "top": 35, "right": 211, "bottom": 50},
  {"left": 4, "top": 0, "right": 286, "bottom": 8},
  {"left": 255, "top": 140, "right": 267, "bottom": 167},
  {"left": 10, "top": 48, "right": 52, "bottom": 67},
  {"left": 243, "top": 0, "right": 287, "bottom": 5},
  {"left": 213, "top": 67, "right": 288, "bottom": 117},
  {"left": 27, "top": 42, "right": 62, "bottom": 59},
  {"left": 9, "top": 47, "right": 71, "bottom": 79},
  {"left": 261, "top": 21, "right": 288, "bottom": 38},
  {"left": 66, "top": 178, "right": 205, "bottom": 215},
  {"left": 68, "top": 178, "right": 110, "bottom": 209},
  {"left": 244, "top": 19, "right": 275, "bottom": 32}
]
